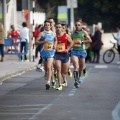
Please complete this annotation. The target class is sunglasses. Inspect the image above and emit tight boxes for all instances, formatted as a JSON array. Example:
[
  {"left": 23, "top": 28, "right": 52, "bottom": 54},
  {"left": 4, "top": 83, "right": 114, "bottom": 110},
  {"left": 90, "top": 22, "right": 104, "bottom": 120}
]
[
  {"left": 75, "top": 24, "right": 81, "bottom": 26},
  {"left": 45, "top": 24, "right": 50, "bottom": 26},
  {"left": 56, "top": 26, "right": 61, "bottom": 28}
]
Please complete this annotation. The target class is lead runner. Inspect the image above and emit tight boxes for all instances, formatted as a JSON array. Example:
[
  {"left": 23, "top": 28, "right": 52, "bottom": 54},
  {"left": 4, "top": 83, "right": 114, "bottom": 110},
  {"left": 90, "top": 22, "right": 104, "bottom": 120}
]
[{"left": 36, "top": 20, "right": 57, "bottom": 90}]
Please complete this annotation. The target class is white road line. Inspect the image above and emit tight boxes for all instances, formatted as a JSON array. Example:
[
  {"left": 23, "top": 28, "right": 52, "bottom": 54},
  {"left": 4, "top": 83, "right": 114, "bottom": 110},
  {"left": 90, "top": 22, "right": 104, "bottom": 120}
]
[
  {"left": 70, "top": 91, "right": 76, "bottom": 93},
  {"left": 68, "top": 68, "right": 92, "bottom": 96},
  {"left": 29, "top": 104, "right": 53, "bottom": 120},
  {"left": 112, "top": 101, "right": 120, "bottom": 120},
  {"left": 68, "top": 94, "right": 74, "bottom": 96},
  {"left": 95, "top": 65, "right": 108, "bottom": 68}
]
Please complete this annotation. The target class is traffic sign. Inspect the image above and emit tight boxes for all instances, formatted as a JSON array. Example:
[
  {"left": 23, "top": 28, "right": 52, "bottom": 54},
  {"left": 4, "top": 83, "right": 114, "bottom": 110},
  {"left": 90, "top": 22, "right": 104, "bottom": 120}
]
[{"left": 67, "top": 0, "right": 78, "bottom": 8}]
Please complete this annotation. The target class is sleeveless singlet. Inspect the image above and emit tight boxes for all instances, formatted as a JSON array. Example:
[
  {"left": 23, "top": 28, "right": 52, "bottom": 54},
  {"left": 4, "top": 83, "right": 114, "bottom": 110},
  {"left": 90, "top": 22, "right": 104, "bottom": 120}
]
[
  {"left": 72, "top": 30, "right": 85, "bottom": 50},
  {"left": 11, "top": 30, "right": 19, "bottom": 38},
  {"left": 40, "top": 31, "right": 55, "bottom": 57},
  {"left": 56, "top": 33, "right": 68, "bottom": 53}
]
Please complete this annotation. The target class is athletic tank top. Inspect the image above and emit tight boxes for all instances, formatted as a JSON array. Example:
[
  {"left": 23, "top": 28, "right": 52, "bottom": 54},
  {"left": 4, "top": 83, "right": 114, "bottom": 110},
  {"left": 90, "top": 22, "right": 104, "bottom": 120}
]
[
  {"left": 72, "top": 30, "right": 85, "bottom": 50},
  {"left": 56, "top": 33, "right": 68, "bottom": 53},
  {"left": 11, "top": 30, "right": 19, "bottom": 38},
  {"left": 40, "top": 31, "right": 55, "bottom": 56}
]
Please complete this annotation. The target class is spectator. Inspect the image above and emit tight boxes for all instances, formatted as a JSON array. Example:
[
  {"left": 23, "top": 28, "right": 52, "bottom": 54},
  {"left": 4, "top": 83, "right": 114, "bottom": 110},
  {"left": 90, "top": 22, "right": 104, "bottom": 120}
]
[
  {"left": 36, "top": 26, "right": 44, "bottom": 71},
  {"left": 34, "top": 24, "right": 43, "bottom": 58},
  {"left": 91, "top": 25, "right": 102, "bottom": 63},
  {"left": 0, "top": 24, "right": 4, "bottom": 62},
  {"left": 85, "top": 27, "right": 92, "bottom": 63},
  {"left": 112, "top": 27, "right": 120, "bottom": 64},
  {"left": 7, "top": 25, "right": 20, "bottom": 52},
  {"left": 20, "top": 22, "right": 29, "bottom": 61}
]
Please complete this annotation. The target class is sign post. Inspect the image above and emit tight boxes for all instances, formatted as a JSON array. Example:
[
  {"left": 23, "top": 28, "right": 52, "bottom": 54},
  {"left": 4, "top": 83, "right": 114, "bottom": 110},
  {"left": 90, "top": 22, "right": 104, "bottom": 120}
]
[{"left": 67, "top": 0, "right": 77, "bottom": 31}]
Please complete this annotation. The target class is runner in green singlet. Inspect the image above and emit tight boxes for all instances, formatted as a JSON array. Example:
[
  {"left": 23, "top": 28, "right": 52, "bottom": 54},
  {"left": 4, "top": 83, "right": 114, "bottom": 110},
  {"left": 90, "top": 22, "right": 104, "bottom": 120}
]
[{"left": 71, "top": 20, "right": 92, "bottom": 88}]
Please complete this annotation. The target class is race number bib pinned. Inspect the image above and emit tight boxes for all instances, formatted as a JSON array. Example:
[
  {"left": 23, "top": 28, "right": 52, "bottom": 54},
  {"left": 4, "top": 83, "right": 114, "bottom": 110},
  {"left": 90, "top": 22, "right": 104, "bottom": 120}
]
[
  {"left": 56, "top": 43, "right": 65, "bottom": 52},
  {"left": 44, "top": 42, "right": 53, "bottom": 50},
  {"left": 73, "top": 38, "right": 81, "bottom": 47}
]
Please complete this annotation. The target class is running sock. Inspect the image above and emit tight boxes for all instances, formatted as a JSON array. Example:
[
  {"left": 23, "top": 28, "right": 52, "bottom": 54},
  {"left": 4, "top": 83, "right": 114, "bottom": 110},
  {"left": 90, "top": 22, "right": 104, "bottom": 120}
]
[
  {"left": 47, "top": 81, "right": 50, "bottom": 85},
  {"left": 52, "top": 79, "right": 55, "bottom": 82},
  {"left": 73, "top": 71, "right": 78, "bottom": 81}
]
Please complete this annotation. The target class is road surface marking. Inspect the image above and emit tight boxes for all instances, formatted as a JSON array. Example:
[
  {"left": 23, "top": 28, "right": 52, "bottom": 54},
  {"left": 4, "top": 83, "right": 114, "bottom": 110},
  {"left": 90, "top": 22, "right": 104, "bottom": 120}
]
[
  {"left": 29, "top": 104, "right": 53, "bottom": 120},
  {"left": 112, "top": 101, "right": 120, "bottom": 120},
  {"left": 95, "top": 65, "right": 108, "bottom": 68},
  {"left": 68, "top": 68, "right": 92, "bottom": 96}
]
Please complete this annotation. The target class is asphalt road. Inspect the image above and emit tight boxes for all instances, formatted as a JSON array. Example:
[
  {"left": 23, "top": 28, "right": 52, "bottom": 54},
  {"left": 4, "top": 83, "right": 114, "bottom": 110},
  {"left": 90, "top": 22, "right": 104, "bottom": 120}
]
[{"left": 0, "top": 61, "right": 120, "bottom": 120}]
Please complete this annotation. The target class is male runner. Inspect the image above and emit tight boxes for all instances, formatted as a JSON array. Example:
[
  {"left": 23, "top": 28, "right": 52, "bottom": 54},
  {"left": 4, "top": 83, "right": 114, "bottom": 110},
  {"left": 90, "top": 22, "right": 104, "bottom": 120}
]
[
  {"left": 71, "top": 20, "right": 92, "bottom": 88},
  {"left": 55, "top": 23, "right": 73, "bottom": 90},
  {"left": 36, "top": 20, "right": 57, "bottom": 90}
]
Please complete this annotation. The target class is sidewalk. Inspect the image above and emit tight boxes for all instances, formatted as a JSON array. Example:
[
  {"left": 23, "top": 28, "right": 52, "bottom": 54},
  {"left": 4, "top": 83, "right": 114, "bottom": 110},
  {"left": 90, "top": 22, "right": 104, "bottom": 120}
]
[{"left": 0, "top": 56, "right": 38, "bottom": 83}]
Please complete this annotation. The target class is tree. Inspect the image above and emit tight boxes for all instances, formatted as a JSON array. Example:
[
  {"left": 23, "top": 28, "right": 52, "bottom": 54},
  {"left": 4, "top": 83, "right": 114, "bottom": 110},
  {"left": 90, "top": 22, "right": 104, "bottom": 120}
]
[{"left": 36, "top": 0, "right": 120, "bottom": 32}]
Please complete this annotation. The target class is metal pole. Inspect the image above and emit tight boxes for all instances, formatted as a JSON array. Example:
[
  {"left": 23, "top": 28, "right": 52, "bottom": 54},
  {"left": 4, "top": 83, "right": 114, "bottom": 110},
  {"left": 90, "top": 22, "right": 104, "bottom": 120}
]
[
  {"left": 70, "top": 0, "right": 74, "bottom": 31},
  {"left": 31, "top": 0, "right": 36, "bottom": 62},
  {"left": 14, "top": 0, "right": 17, "bottom": 29},
  {"left": 28, "top": 0, "right": 32, "bottom": 62},
  {"left": 3, "top": 0, "right": 7, "bottom": 37}
]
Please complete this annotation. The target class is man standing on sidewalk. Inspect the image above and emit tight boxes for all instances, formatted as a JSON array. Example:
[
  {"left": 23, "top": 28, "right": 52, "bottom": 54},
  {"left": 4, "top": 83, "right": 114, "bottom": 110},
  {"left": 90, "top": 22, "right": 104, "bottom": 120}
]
[{"left": 20, "top": 22, "right": 29, "bottom": 61}]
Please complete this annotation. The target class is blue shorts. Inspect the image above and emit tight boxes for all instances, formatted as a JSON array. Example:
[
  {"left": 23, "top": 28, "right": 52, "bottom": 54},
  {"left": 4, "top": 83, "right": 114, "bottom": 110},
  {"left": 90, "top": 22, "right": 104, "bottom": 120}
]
[
  {"left": 54, "top": 53, "right": 69, "bottom": 63},
  {"left": 42, "top": 54, "right": 54, "bottom": 61},
  {"left": 41, "top": 50, "right": 55, "bottom": 61},
  {"left": 71, "top": 50, "right": 87, "bottom": 59}
]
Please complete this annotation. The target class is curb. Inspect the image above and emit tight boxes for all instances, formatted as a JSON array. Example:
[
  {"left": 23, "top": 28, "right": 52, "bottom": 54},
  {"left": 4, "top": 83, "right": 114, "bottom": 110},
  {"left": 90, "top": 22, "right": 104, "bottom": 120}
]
[{"left": 0, "top": 65, "right": 36, "bottom": 83}]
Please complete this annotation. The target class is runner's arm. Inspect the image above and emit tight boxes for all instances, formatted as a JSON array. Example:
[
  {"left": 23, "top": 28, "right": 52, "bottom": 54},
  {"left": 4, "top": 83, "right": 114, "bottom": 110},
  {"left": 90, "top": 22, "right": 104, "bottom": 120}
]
[
  {"left": 35, "top": 32, "right": 46, "bottom": 45},
  {"left": 83, "top": 30, "right": 92, "bottom": 44},
  {"left": 66, "top": 34, "right": 74, "bottom": 51}
]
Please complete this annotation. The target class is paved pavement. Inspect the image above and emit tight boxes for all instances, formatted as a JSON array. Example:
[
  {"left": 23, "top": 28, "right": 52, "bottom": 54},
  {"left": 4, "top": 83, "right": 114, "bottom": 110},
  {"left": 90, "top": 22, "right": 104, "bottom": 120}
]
[
  {"left": 0, "top": 48, "right": 119, "bottom": 83},
  {"left": 0, "top": 56, "right": 38, "bottom": 83}
]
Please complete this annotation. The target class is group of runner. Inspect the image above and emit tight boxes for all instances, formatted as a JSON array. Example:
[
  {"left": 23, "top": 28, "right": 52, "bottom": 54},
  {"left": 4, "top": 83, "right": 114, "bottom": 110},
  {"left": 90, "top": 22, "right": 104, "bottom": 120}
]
[{"left": 35, "top": 18, "right": 92, "bottom": 90}]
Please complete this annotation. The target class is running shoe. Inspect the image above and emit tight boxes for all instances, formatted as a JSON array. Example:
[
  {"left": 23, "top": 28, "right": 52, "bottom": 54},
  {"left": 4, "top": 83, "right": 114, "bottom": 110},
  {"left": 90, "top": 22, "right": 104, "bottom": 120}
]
[
  {"left": 62, "top": 81, "right": 67, "bottom": 86},
  {"left": 36, "top": 66, "right": 44, "bottom": 72},
  {"left": 68, "top": 70, "right": 72, "bottom": 78},
  {"left": 77, "top": 78, "right": 82, "bottom": 83},
  {"left": 54, "top": 73, "right": 58, "bottom": 81},
  {"left": 51, "top": 82, "right": 56, "bottom": 88},
  {"left": 83, "top": 67, "right": 87, "bottom": 76},
  {"left": 74, "top": 81, "right": 79, "bottom": 88},
  {"left": 56, "top": 85, "right": 62, "bottom": 90},
  {"left": 46, "top": 84, "right": 50, "bottom": 90}
]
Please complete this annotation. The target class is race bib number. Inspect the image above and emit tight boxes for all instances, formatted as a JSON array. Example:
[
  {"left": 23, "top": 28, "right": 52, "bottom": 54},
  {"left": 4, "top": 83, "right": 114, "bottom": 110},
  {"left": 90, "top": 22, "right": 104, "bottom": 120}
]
[
  {"left": 73, "top": 38, "right": 81, "bottom": 47},
  {"left": 56, "top": 43, "right": 65, "bottom": 52},
  {"left": 44, "top": 42, "right": 53, "bottom": 50}
]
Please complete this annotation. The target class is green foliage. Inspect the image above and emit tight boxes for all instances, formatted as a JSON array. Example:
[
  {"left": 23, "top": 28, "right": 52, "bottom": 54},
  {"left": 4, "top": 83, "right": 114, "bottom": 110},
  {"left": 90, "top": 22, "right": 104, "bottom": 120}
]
[{"left": 36, "top": 0, "right": 120, "bottom": 32}]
